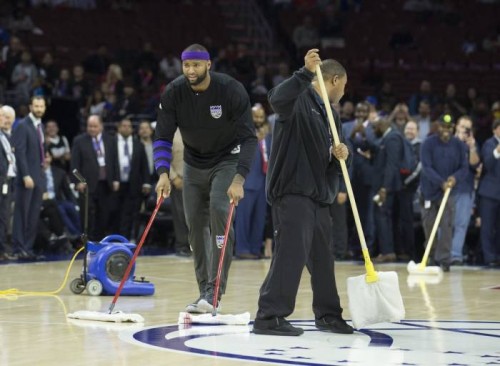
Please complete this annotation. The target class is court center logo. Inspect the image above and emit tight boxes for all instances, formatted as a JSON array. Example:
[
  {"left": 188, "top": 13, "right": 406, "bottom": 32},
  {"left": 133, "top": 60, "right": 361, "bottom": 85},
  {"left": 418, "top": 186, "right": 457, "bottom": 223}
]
[
  {"left": 210, "top": 105, "right": 222, "bottom": 119},
  {"left": 119, "top": 320, "right": 500, "bottom": 365}
]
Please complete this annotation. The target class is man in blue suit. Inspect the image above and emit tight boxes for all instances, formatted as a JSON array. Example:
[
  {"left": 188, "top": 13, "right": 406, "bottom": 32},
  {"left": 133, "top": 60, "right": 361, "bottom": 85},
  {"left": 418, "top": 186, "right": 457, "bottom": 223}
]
[
  {"left": 371, "top": 118, "right": 403, "bottom": 263},
  {"left": 11, "top": 96, "right": 47, "bottom": 259},
  {"left": 478, "top": 119, "right": 500, "bottom": 267}
]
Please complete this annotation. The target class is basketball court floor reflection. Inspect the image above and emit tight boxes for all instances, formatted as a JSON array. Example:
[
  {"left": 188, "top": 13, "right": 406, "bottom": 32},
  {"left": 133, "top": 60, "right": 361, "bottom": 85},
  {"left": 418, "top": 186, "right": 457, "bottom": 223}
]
[{"left": 1, "top": 257, "right": 499, "bottom": 366}]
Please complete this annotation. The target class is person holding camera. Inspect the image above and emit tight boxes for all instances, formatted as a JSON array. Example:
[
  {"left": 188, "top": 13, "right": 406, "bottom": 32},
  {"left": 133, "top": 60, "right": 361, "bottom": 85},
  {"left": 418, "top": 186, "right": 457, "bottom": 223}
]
[{"left": 451, "top": 116, "right": 480, "bottom": 265}]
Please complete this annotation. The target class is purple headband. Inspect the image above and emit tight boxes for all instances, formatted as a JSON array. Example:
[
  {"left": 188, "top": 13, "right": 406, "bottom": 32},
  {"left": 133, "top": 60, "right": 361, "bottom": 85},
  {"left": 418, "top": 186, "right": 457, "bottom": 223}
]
[{"left": 181, "top": 50, "right": 210, "bottom": 61}]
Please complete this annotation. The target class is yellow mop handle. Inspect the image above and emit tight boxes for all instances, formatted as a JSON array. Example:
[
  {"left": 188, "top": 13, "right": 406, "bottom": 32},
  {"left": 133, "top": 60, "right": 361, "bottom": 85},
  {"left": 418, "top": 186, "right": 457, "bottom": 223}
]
[
  {"left": 315, "top": 64, "right": 378, "bottom": 283},
  {"left": 419, "top": 187, "right": 452, "bottom": 269}
]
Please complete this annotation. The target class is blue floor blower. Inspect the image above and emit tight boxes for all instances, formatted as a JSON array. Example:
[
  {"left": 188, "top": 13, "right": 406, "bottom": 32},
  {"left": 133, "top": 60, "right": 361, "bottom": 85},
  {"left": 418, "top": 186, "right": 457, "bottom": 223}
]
[{"left": 69, "top": 170, "right": 154, "bottom": 296}]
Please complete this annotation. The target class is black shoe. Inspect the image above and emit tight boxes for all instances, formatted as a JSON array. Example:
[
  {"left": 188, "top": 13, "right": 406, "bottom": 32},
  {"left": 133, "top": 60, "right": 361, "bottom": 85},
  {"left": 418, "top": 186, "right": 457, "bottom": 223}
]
[
  {"left": 176, "top": 248, "right": 192, "bottom": 257},
  {"left": 315, "top": 317, "right": 354, "bottom": 334},
  {"left": 440, "top": 262, "right": 450, "bottom": 272},
  {"left": 253, "top": 317, "right": 304, "bottom": 336}
]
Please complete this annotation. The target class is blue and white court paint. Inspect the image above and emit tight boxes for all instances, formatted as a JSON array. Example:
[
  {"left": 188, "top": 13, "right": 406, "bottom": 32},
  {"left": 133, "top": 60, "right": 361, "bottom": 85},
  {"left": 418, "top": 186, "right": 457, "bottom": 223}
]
[{"left": 119, "top": 320, "right": 500, "bottom": 365}]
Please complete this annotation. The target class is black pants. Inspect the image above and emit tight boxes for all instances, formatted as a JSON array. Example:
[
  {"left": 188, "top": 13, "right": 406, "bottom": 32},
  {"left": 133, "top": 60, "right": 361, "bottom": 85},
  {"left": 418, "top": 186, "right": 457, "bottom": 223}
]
[
  {"left": 256, "top": 195, "right": 343, "bottom": 320},
  {"left": 112, "top": 182, "right": 141, "bottom": 240},
  {"left": 330, "top": 199, "right": 348, "bottom": 259},
  {"left": 0, "top": 178, "right": 14, "bottom": 253},
  {"left": 170, "top": 184, "right": 189, "bottom": 252},
  {"left": 81, "top": 181, "right": 116, "bottom": 241}
]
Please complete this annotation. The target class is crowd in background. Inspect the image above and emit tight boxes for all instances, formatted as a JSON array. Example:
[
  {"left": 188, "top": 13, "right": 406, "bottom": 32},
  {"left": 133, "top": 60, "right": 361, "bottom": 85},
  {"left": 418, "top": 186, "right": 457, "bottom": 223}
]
[{"left": 0, "top": 0, "right": 499, "bottom": 267}]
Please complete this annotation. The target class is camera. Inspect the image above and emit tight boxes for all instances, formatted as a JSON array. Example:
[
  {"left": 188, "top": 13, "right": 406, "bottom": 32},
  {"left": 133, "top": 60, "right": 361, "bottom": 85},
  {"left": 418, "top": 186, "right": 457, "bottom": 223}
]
[{"left": 464, "top": 127, "right": 471, "bottom": 137}]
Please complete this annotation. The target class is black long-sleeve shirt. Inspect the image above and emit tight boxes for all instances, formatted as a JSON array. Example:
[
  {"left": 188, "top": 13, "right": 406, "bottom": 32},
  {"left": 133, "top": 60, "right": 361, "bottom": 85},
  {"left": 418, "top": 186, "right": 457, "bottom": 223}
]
[
  {"left": 153, "top": 71, "right": 257, "bottom": 178},
  {"left": 266, "top": 67, "right": 351, "bottom": 205}
]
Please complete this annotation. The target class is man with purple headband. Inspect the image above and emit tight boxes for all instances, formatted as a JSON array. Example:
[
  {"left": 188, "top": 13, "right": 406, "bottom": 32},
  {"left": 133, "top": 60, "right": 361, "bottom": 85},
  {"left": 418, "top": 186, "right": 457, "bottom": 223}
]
[{"left": 154, "top": 43, "right": 257, "bottom": 313}]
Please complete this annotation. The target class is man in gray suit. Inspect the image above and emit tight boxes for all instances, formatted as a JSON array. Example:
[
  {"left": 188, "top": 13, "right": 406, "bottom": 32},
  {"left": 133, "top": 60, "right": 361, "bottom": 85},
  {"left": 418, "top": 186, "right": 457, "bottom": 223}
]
[{"left": 12, "top": 96, "right": 47, "bottom": 259}]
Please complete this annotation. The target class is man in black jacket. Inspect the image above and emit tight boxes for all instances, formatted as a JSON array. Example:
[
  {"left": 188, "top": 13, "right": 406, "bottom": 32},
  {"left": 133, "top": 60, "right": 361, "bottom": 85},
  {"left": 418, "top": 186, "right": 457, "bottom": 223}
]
[{"left": 253, "top": 49, "right": 353, "bottom": 336}]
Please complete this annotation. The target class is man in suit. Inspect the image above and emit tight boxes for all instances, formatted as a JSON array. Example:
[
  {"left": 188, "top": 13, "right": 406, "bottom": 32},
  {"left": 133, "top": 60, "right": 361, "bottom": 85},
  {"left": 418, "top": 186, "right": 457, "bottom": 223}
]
[
  {"left": 478, "top": 119, "right": 500, "bottom": 267},
  {"left": 371, "top": 118, "right": 403, "bottom": 263},
  {"left": 11, "top": 96, "right": 47, "bottom": 259},
  {"left": 71, "top": 115, "right": 120, "bottom": 241},
  {"left": 112, "top": 118, "right": 151, "bottom": 239},
  {"left": 0, "top": 107, "right": 17, "bottom": 261}
]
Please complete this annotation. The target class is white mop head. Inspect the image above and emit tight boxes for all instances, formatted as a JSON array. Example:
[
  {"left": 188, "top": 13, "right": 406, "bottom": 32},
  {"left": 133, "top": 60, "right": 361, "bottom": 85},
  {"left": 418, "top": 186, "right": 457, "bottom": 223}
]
[
  {"left": 178, "top": 311, "right": 250, "bottom": 325},
  {"left": 407, "top": 272, "right": 443, "bottom": 288},
  {"left": 67, "top": 310, "right": 144, "bottom": 323},
  {"left": 407, "top": 260, "right": 443, "bottom": 275},
  {"left": 347, "top": 271, "right": 405, "bottom": 329}
]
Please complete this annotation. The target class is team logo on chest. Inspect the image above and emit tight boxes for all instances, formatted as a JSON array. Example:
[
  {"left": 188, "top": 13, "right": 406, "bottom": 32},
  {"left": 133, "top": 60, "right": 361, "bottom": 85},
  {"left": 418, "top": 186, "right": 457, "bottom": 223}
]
[{"left": 210, "top": 105, "right": 222, "bottom": 119}]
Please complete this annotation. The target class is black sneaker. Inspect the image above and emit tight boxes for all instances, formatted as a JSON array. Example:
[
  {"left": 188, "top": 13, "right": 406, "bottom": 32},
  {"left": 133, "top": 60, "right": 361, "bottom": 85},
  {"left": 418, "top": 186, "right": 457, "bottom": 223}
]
[
  {"left": 315, "top": 317, "right": 354, "bottom": 334},
  {"left": 253, "top": 317, "right": 304, "bottom": 336},
  {"left": 440, "top": 262, "right": 450, "bottom": 272}
]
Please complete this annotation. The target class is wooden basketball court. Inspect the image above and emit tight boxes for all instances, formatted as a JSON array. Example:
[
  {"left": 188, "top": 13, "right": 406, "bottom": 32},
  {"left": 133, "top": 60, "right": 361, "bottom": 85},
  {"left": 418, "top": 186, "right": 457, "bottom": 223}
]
[{"left": 1, "top": 256, "right": 499, "bottom": 365}]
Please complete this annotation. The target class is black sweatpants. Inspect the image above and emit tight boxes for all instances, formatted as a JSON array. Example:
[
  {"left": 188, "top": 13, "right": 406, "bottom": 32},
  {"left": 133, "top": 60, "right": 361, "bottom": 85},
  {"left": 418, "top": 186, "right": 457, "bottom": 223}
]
[{"left": 256, "top": 194, "right": 343, "bottom": 320}]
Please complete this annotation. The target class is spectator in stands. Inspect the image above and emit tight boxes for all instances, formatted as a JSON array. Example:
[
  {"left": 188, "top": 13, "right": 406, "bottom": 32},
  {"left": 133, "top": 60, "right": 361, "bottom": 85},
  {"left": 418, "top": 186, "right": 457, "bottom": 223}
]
[
  {"left": 102, "top": 64, "right": 124, "bottom": 100},
  {"left": 11, "top": 96, "right": 47, "bottom": 260},
  {"left": 233, "top": 43, "right": 255, "bottom": 90},
  {"left": 83, "top": 45, "right": 111, "bottom": 76},
  {"left": 71, "top": 64, "right": 91, "bottom": 116},
  {"left": 463, "top": 87, "right": 478, "bottom": 114},
  {"left": 52, "top": 68, "right": 72, "bottom": 98},
  {"left": 292, "top": 16, "right": 320, "bottom": 59},
  {"left": 250, "top": 64, "right": 273, "bottom": 101},
  {"left": 371, "top": 118, "right": 403, "bottom": 263},
  {"left": 1, "top": 105, "right": 15, "bottom": 137},
  {"left": 138, "top": 120, "right": 155, "bottom": 180},
  {"left": 343, "top": 101, "right": 376, "bottom": 253},
  {"left": 412, "top": 100, "right": 433, "bottom": 140},
  {"left": 319, "top": 4, "right": 344, "bottom": 47},
  {"left": 71, "top": 115, "right": 120, "bottom": 240},
  {"left": 212, "top": 48, "right": 234, "bottom": 76},
  {"left": 135, "top": 41, "right": 158, "bottom": 77},
  {"left": 451, "top": 116, "right": 480, "bottom": 265},
  {"left": 377, "top": 81, "right": 398, "bottom": 115},
  {"left": 38, "top": 52, "right": 58, "bottom": 98},
  {"left": 115, "top": 85, "right": 141, "bottom": 120},
  {"left": 112, "top": 118, "right": 150, "bottom": 239},
  {"left": 88, "top": 89, "right": 106, "bottom": 118},
  {"left": 45, "top": 120, "right": 71, "bottom": 171},
  {"left": 420, "top": 115, "right": 468, "bottom": 272},
  {"left": 272, "top": 61, "right": 290, "bottom": 87},
  {"left": 471, "top": 97, "right": 493, "bottom": 146},
  {"left": 1, "top": 36, "right": 24, "bottom": 86},
  {"left": 340, "top": 100, "right": 354, "bottom": 123},
  {"left": 11, "top": 50, "right": 38, "bottom": 105},
  {"left": 235, "top": 104, "right": 270, "bottom": 259},
  {"left": 389, "top": 103, "right": 411, "bottom": 134},
  {"left": 397, "top": 120, "right": 422, "bottom": 261},
  {"left": 477, "top": 119, "right": 500, "bottom": 267},
  {"left": 159, "top": 51, "right": 182, "bottom": 82},
  {"left": 41, "top": 151, "right": 80, "bottom": 241},
  {"left": 0, "top": 106, "right": 16, "bottom": 261},
  {"left": 408, "top": 80, "right": 437, "bottom": 116},
  {"left": 440, "top": 83, "right": 467, "bottom": 119}
]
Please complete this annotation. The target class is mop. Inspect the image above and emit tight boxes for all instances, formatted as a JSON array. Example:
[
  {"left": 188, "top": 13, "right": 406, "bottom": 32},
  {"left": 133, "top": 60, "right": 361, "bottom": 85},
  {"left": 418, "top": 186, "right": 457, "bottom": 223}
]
[
  {"left": 177, "top": 202, "right": 250, "bottom": 326},
  {"left": 67, "top": 196, "right": 164, "bottom": 323},
  {"left": 316, "top": 65, "right": 405, "bottom": 330},
  {"left": 407, "top": 187, "right": 451, "bottom": 275}
]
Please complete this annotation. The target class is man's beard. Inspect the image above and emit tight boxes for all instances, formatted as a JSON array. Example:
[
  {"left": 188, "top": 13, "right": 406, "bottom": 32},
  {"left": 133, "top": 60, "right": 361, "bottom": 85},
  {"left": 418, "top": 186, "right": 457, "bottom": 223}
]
[{"left": 187, "top": 69, "right": 208, "bottom": 86}]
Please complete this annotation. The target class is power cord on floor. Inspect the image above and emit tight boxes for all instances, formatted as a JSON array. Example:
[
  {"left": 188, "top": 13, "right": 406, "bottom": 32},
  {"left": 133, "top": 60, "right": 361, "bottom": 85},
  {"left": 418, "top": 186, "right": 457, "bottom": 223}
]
[{"left": 0, "top": 247, "right": 84, "bottom": 298}]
